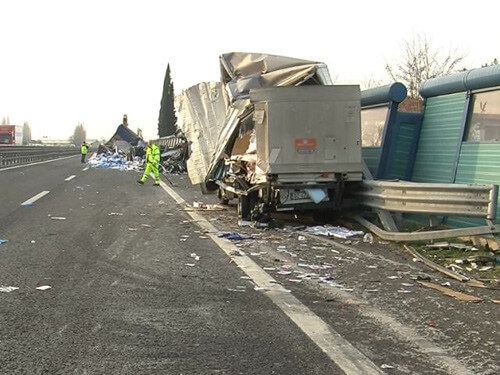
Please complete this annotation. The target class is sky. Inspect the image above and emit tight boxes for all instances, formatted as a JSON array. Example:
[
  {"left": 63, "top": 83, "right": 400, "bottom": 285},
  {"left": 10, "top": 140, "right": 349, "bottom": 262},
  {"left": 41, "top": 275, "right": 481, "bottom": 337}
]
[{"left": 0, "top": 0, "right": 498, "bottom": 141}]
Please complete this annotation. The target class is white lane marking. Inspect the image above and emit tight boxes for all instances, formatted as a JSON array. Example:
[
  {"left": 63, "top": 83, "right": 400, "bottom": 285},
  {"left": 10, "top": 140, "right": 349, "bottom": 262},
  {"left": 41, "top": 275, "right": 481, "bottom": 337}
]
[
  {"left": 64, "top": 175, "right": 76, "bottom": 181},
  {"left": 82, "top": 166, "right": 89, "bottom": 171},
  {"left": 0, "top": 155, "right": 79, "bottom": 172},
  {"left": 159, "top": 181, "right": 384, "bottom": 375},
  {"left": 21, "top": 191, "right": 50, "bottom": 206}
]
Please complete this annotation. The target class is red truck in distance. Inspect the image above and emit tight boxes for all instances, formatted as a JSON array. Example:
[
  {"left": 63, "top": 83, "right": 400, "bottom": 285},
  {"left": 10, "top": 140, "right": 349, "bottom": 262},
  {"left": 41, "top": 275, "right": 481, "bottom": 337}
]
[{"left": 0, "top": 125, "right": 23, "bottom": 145}]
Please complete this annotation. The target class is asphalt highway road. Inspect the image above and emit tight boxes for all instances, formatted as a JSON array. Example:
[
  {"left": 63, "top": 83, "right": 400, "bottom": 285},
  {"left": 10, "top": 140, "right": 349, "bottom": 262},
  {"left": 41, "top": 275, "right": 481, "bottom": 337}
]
[
  {"left": 0, "top": 158, "right": 498, "bottom": 375},
  {"left": 0, "top": 158, "right": 341, "bottom": 374}
]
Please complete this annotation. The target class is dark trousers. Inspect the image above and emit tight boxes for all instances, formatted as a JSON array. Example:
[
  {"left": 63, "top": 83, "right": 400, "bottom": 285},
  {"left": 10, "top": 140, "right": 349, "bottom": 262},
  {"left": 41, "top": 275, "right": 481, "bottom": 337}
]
[{"left": 81, "top": 154, "right": 86, "bottom": 163}]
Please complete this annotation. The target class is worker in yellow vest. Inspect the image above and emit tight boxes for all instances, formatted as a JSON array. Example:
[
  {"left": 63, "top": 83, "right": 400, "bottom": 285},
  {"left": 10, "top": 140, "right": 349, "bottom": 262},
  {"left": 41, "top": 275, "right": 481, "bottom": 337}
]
[
  {"left": 137, "top": 141, "right": 161, "bottom": 186},
  {"left": 80, "top": 141, "right": 88, "bottom": 163}
]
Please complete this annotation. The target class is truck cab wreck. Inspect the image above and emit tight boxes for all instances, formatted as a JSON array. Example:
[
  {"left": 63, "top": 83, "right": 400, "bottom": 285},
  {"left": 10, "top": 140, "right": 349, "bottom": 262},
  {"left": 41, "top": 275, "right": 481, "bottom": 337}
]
[{"left": 176, "top": 52, "right": 363, "bottom": 220}]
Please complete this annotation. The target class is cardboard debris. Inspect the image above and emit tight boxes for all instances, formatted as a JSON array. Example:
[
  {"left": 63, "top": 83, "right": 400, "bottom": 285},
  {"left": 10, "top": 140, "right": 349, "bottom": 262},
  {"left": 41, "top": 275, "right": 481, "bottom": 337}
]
[{"left": 417, "top": 281, "right": 482, "bottom": 303}]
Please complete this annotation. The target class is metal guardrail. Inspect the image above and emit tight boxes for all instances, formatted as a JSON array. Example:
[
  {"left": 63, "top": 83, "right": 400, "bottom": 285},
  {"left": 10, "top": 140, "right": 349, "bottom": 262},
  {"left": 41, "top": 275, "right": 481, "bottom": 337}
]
[
  {"left": 0, "top": 146, "right": 80, "bottom": 168},
  {"left": 357, "top": 180, "right": 498, "bottom": 219}
]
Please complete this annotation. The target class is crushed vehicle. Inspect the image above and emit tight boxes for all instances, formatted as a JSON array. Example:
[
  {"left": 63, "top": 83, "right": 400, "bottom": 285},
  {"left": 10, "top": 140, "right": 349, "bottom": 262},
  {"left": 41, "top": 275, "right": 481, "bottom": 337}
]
[{"left": 176, "top": 53, "right": 363, "bottom": 219}]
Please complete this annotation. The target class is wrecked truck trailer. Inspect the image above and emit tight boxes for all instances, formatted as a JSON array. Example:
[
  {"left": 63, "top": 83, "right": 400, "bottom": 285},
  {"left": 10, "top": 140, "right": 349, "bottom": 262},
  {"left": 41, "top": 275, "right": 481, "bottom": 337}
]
[
  {"left": 211, "top": 85, "right": 364, "bottom": 219},
  {"left": 176, "top": 52, "right": 363, "bottom": 218}
]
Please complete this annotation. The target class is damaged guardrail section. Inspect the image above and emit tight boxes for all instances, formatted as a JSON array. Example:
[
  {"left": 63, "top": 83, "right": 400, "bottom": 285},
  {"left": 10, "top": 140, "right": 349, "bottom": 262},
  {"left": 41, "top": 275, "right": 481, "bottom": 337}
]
[{"left": 357, "top": 180, "right": 498, "bottom": 219}]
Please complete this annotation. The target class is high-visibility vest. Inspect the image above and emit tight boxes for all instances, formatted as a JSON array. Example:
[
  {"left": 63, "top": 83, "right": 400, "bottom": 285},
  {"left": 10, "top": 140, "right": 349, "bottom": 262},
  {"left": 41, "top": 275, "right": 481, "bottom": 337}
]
[
  {"left": 146, "top": 144, "right": 160, "bottom": 164},
  {"left": 81, "top": 144, "right": 88, "bottom": 155}
]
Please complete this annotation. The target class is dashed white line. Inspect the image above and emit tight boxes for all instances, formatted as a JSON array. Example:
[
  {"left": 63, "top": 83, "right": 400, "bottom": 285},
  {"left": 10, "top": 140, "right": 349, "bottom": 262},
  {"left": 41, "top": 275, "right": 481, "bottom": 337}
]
[
  {"left": 21, "top": 191, "right": 50, "bottom": 206},
  {"left": 64, "top": 175, "right": 76, "bottom": 181},
  {"left": 159, "top": 180, "right": 384, "bottom": 375}
]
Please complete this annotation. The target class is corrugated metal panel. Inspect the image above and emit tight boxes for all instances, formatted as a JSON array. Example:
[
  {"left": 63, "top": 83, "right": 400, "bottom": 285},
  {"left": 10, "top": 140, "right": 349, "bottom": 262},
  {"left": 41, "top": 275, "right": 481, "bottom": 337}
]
[
  {"left": 448, "top": 142, "right": 500, "bottom": 227},
  {"left": 362, "top": 147, "right": 381, "bottom": 176},
  {"left": 411, "top": 92, "right": 467, "bottom": 183},
  {"left": 387, "top": 121, "right": 417, "bottom": 179}
]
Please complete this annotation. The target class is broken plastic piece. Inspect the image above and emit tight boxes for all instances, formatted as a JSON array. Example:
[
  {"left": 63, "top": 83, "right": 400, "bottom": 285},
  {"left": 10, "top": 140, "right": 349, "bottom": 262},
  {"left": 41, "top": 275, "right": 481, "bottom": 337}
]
[{"left": 0, "top": 239, "right": 7, "bottom": 245}]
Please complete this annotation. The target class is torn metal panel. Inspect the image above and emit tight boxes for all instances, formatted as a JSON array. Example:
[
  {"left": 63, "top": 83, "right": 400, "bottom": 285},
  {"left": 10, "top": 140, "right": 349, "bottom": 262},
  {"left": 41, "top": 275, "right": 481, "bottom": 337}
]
[
  {"left": 220, "top": 52, "right": 333, "bottom": 101},
  {"left": 175, "top": 82, "right": 228, "bottom": 185}
]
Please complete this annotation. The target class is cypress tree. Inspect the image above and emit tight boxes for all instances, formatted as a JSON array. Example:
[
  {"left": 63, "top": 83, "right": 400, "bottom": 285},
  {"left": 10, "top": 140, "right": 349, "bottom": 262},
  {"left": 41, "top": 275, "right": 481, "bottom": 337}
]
[{"left": 158, "top": 64, "right": 177, "bottom": 137}]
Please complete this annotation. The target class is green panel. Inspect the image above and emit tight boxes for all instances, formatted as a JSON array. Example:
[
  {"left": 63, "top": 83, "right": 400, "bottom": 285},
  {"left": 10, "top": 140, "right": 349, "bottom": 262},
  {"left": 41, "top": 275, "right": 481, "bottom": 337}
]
[
  {"left": 411, "top": 92, "right": 467, "bottom": 183},
  {"left": 387, "top": 121, "right": 415, "bottom": 179},
  {"left": 448, "top": 142, "right": 500, "bottom": 227},
  {"left": 362, "top": 147, "right": 381, "bottom": 176}
]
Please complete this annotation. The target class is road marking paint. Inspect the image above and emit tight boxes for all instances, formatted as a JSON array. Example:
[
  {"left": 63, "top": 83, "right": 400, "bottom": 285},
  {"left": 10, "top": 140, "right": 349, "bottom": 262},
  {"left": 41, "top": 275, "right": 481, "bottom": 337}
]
[
  {"left": 0, "top": 155, "right": 79, "bottom": 172},
  {"left": 82, "top": 166, "right": 89, "bottom": 171},
  {"left": 65, "top": 175, "right": 76, "bottom": 181},
  {"left": 21, "top": 191, "right": 50, "bottom": 206},
  {"left": 159, "top": 181, "right": 384, "bottom": 375}
]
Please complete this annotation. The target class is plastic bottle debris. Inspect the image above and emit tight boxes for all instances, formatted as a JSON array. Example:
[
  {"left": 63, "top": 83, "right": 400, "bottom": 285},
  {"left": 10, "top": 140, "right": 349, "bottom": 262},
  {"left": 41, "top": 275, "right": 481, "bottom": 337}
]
[
  {"left": 363, "top": 233, "right": 374, "bottom": 243},
  {"left": 0, "top": 286, "right": 19, "bottom": 293},
  {"left": 36, "top": 285, "right": 52, "bottom": 291}
]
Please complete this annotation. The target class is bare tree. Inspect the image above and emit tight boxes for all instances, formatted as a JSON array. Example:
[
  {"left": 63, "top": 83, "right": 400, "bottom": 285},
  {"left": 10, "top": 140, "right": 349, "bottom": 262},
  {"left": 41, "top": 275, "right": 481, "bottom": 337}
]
[
  {"left": 361, "top": 75, "right": 388, "bottom": 90},
  {"left": 386, "top": 34, "right": 466, "bottom": 98}
]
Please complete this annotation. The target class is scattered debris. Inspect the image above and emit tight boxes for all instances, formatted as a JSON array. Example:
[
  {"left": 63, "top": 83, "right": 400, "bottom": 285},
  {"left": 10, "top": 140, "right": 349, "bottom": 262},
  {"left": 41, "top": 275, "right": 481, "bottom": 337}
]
[
  {"left": 141, "top": 224, "right": 151, "bottom": 228},
  {"left": 191, "top": 202, "right": 226, "bottom": 211},
  {"left": 0, "top": 286, "right": 19, "bottom": 293},
  {"left": 404, "top": 245, "right": 485, "bottom": 287},
  {"left": 108, "top": 212, "right": 123, "bottom": 216},
  {"left": 50, "top": 217, "right": 66, "bottom": 220},
  {"left": 185, "top": 263, "right": 196, "bottom": 267},
  {"left": 88, "top": 152, "right": 142, "bottom": 171},
  {"left": 417, "top": 281, "right": 482, "bottom": 303},
  {"left": 304, "top": 225, "right": 363, "bottom": 239},
  {"left": 0, "top": 239, "right": 7, "bottom": 245}
]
